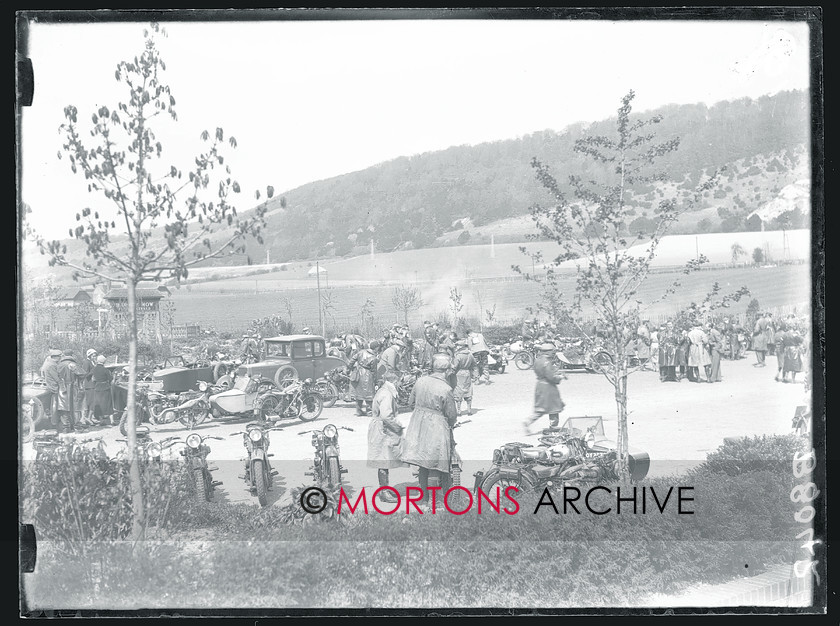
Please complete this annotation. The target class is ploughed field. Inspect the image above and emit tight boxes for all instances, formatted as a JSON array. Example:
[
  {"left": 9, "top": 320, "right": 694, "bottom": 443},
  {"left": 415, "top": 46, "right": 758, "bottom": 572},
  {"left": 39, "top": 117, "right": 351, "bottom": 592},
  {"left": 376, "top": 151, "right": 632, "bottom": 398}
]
[{"left": 170, "top": 264, "right": 810, "bottom": 330}]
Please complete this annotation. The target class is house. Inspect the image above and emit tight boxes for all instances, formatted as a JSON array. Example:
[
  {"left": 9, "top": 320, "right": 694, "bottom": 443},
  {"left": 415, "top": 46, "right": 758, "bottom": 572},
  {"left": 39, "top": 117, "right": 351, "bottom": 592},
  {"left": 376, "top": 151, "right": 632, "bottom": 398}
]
[{"left": 102, "top": 283, "right": 171, "bottom": 342}]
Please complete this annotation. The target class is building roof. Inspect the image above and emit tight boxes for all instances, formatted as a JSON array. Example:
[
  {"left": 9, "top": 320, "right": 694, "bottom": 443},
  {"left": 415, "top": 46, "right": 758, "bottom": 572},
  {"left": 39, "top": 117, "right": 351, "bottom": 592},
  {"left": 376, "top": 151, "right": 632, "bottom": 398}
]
[
  {"left": 55, "top": 290, "right": 93, "bottom": 302},
  {"left": 307, "top": 265, "right": 328, "bottom": 275},
  {"left": 104, "top": 288, "right": 166, "bottom": 300},
  {"left": 265, "top": 334, "right": 325, "bottom": 342}
]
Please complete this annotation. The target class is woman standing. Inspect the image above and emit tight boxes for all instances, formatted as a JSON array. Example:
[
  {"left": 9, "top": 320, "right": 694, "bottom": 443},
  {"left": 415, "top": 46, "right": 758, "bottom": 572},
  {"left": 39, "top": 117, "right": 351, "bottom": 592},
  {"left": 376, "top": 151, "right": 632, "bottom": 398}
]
[
  {"left": 675, "top": 326, "right": 690, "bottom": 381},
  {"left": 773, "top": 322, "right": 787, "bottom": 382},
  {"left": 707, "top": 322, "right": 724, "bottom": 382},
  {"left": 782, "top": 327, "right": 804, "bottom": 383}
]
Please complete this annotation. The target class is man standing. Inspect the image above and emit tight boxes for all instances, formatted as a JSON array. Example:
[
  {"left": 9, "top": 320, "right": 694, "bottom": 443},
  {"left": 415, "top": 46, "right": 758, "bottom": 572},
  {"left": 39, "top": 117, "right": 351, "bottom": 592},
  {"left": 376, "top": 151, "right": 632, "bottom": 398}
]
[
  {"left": 636, "top": 320, "right": 653, "bottom": 371},
  {"left": 765, "top": 312, "right": 777, "bottom": 356},
  {"left": 399, "top": 353, "right": 459, "bottom": 509},
  {"left": 42, "top": 349, "right": 62, "bottom": 428},
  {"left": 55, "top": 349, "right": 83, "bottom": 433},
  {"left": 378, "top": 339, "right": 405, "bottom": 378},
  {"left": 92, "top": 354, "right": 115, "bottom": 425},
  {"left": 368, "top": 370, "right": 404, "bottom": 504},
  {"left": 439, "top": 330, "right": 456, "bottom": 359},
  {"left": 707, "top": 322, "right": 724, "bottom": 382},
  {"left": 524, "top": 343, "right": 566, "bottom": 431},
  {"left": 452, "top": 340, "right": 477, "bottom": 416},
  {"left": 466, "top": 328, "right": 491, "bottom": 385},
  {"left": 752, "top": 312, "right": 768, "bottom": 367},
  {"left": 658, "top": 323, "right": 677, "bottom": 382},
  {"left": 349, "top": 340, "right": 379, "bottom": 416},
  {"left": 79, "top": 348, "right": 98, "bottom": 426},
  {"left": 421, "top": 321, "right": 438, "bottom": 370},
  {"left": 687, "top": 323, "right": 712, "bottom": 383}
]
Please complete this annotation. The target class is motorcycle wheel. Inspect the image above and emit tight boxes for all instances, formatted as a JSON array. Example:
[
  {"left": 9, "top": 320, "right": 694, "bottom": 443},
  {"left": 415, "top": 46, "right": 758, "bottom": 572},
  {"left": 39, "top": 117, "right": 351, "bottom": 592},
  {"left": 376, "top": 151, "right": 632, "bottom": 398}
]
[
  {"left": 193, "top": 467, "right": 210, "bottom": 502},
  {"left": 179, "top": 400, "right": 210, "bottom": 430},
  {"left": 254, "top": 459, "right": 268, "bottom": 507},
  {"left": 497, "top": 364, "right": 506, "bottom": 374},
  {"left": 258, "top": 394, "right": 281, "bottom": 422},
  {"left": 479, "top": 468, "right": 536, "bottom": 494},
  {"left": 298, "top": 393, "right": 323, "bottom": 422},
  {"left": 327, "top": 456, "right": 341, "bottom": 487},
  {"left": 149, "top": 401, "right": 166, "bottom": 424},
  {"left": 316, "top": 381, "right": 339, "bottom": 409},
  {"left": 514, "top": 352, "right": 534, "bottom": 370}
]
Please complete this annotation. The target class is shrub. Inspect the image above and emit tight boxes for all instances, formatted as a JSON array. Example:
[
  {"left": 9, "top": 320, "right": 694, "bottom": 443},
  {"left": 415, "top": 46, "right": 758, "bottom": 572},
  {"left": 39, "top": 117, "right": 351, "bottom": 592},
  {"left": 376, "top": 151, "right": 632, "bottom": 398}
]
[
  {"left": 690, "top": 434, "right": 808, "bottom": 477},
  {"left": 483, "top": 323, "right": 524, "bottom": 345}
]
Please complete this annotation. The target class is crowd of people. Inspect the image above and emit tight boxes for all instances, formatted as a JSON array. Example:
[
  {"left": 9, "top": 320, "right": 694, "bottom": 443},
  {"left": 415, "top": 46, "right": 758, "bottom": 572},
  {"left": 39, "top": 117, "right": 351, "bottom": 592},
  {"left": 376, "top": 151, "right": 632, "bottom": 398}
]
[{"left": 37, "top": 347, "right": 117, "bottom": 434}]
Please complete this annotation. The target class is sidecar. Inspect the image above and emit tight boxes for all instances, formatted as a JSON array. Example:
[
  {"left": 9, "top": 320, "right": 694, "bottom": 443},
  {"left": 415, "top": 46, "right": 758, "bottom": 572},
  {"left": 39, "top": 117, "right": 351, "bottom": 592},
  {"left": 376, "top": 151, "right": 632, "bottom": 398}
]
[
  {"left": 208, "top": 375, "right": 276, "bottom": 417},
  {"left": 557, "top": 415, "right": 650, "bottom": 481},
  {"left": 153, "top": 355, "right": 215, "bottom": 393}
]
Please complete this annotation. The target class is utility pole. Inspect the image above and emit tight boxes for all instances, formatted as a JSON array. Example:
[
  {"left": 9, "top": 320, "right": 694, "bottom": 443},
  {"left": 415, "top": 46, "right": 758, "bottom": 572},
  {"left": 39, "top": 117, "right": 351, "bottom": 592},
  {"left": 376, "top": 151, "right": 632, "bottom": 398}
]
[
  {"left": 316, "top": 260, "right": 324, "bottom": 337},
  {"left": 695, "top": 236, "right": 699, "bottom": 259},
  {"left": 491, "top": 234, "right": 496, "bottom": 259}
]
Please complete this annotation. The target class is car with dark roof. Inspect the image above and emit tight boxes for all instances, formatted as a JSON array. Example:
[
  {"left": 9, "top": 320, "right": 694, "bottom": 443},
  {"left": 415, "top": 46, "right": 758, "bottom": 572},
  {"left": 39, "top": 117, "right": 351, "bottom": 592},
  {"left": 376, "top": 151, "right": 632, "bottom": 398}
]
[{"left": 236, "top": 334, "right": 347, "bottom": 387}]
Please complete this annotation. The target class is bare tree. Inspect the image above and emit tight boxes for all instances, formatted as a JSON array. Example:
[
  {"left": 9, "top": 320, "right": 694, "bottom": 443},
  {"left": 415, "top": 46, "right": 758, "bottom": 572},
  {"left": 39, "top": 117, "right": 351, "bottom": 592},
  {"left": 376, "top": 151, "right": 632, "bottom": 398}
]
[
  {"left": 516, "top": 91, "right": 748, "bottom": 480},
  {"left": 278, "top": 294, "right": 294, "bottom": 324},
  {"left": 730, "top": 242, "right": 746, "bottom": 265},
  {"left": 391, "top": 285, "right": 424, "bottom": 326},
  {"left": 29, "top": 24, "right": 272, "bottom": 540}
]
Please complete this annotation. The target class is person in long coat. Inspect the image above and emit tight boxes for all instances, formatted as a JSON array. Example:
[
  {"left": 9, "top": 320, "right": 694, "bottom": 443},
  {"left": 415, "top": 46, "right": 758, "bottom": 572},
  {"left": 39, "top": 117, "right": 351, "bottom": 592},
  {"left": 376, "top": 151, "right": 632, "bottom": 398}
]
[
  {"left": 399, "top": 353, "right": 459, "bottom": 506},
  {"left": 782, "top": 328, "right": 804, "bottom": 382},
  {"left": 752, "top": 313, "right": 769, "bottom": 366},
  {"left": 79, "top": 348, "right": 97, "bottom": 425},
  {"left": 765, "top": 313, "right": 777, "bottom": 356},
  {"left": 524, "top": 343, "right": 566, "bottom": 430},
  {"left": 91, "top": 354, "right": 115, "bottom": 425},
  {"left": 773, "top": 322, "right": 787, "bottom": 382},
  {"left": 42, "top": 349, "right": 62, "bottom": 427},
  {"left": 636, "top": 321, "right": 653, "bottom": 370},
  {"left": 707, "top": 322, "right": 724, "bottom": 382},
  {"left": 658, "top": 323, "right": 678, "bottom": 382},
  {"left": 452, "top": 340, "right": 477, "bottom": 416},
  {"left": 368, "top": 370, "right": 405, "bottom": 503},
  {"left": 675, "top": 327, "right": 691, "bottom": 381},
  {"left": 687, "top": 324, "right": 712, "bottom": 383},
  {"left": 378, "top": 340, "right": 404, "bottom": 379},
  {"left": 349, "top": 340, "right": 380, "bottom": 416},
  {"left": 420, "top": 322, "right": 438, "bottom": 370},
  {"left": 55, "top": 349, "right": 82, "bottom": 433}
]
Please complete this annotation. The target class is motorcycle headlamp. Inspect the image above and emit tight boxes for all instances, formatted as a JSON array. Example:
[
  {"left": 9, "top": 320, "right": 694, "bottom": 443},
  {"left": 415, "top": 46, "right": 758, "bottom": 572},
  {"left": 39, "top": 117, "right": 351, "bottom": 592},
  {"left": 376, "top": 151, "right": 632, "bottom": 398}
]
[
  {"left": 323, "top": 424, "right": 338, "bottom": 439},
  {"left": 586, "top": 433, "right": 596, "bottom": 449},
  {"left": 186, "top": 434, "right": 202, "bottom": 449},
  {"left": 304, "top": 378, "right": 313, "bottom": 385},
  {"left": 148, "top": 442, "right": 162, "bottom": 458},
  {"left": 248, "top": 429, "right": 263, "bottom": 443}
]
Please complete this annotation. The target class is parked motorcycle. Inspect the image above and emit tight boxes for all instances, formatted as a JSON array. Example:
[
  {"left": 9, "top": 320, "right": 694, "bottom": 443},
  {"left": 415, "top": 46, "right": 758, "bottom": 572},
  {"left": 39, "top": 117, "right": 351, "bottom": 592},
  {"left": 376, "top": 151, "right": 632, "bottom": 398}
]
[
  {"left": 32, "top": 431, "right": 107, "bottom": 462},
  {"left": 256, "top": 378, "right": 324, "bottom": 423},
  {"left": 208, "top": 374, "right": 282, "bottom": 421},
  {"left": 118, "top": 388, "right": 154, "bottom": 437},
  {"left": 152, "top": 382, "right": 214, "bottom": 429},
  {"left": 553, "top": 338, "right": 613, "bottom": 373},
  {"left": 299, "top": 424, "right": 353, "bottom": 488},
  {"left": 180, "top": 432, "right": 224, "bottom": 501},
  {"left": 396, "top": 367, "right": 423, "bottom": 408},
  {"left": 318, "top": 367, "right": 353, "bottom": 408},
  {"left": 230, "top": 422, "right": 283, "bottom": 507},
  {"left": 115, "top": 427, "right": 181, "bottom": 464},
  {"left": 473, "top": 421, "right": 650, "bottom": 494},
  {"left": 511, "top": 339, "right": 538, "bottom": 370}
]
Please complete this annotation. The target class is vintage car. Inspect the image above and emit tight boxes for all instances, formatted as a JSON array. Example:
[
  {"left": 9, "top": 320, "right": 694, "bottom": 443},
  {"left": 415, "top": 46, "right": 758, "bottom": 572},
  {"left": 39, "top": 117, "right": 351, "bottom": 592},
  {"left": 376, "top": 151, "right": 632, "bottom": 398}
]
[
  {"left": 21, "top": 375, "right": 55, "bottom": 441},
  {"left": 237, "top": 335, "right": 347, "bottom": 388},
  {"left": 152, "top": 355, "right": 215, "bottom": 393}
]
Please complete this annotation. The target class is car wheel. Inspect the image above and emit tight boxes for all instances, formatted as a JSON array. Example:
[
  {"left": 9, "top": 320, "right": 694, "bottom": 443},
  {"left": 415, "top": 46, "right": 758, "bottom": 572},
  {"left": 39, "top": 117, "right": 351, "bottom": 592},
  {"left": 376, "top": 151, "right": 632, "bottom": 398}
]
[{"left": 274, "top": 365, "right": 299, "bottom": 388}]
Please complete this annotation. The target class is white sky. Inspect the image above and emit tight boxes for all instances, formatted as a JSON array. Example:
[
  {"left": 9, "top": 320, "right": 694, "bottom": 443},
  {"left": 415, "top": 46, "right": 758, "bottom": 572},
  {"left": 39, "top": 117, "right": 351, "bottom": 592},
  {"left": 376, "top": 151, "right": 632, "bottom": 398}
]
[{"left": 19, "top": 18, "right": 810, "bottom": 240}]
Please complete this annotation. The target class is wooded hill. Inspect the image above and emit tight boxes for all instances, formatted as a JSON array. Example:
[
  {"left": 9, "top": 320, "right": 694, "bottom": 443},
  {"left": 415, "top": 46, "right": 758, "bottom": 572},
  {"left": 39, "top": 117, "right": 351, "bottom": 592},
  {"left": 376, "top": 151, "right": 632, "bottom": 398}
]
[{"left": 246, "top": 89, "right": 809, "bottom": 262}]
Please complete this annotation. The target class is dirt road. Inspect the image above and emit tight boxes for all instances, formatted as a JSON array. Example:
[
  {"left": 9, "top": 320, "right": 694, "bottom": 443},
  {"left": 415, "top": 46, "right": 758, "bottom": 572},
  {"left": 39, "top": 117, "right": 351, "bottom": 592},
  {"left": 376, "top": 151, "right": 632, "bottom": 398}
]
[{"left": 22, "top": 355, "right": 810, "bottom": 508}]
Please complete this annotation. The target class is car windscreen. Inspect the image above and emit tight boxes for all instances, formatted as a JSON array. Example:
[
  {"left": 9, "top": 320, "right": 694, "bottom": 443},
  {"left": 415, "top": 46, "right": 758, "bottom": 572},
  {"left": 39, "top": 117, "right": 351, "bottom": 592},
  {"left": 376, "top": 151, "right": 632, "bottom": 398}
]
[
  {"left": 234, "top": 376, "right": 251, "bottom": 391},
  {"left": 266, "top": 342, "right": 289, "bottom": 358}
]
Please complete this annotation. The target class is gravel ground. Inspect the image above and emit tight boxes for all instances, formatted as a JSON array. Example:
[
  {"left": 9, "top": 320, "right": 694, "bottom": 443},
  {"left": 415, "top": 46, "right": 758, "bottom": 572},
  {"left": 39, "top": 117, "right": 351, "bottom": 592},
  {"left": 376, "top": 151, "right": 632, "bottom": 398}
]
[{"left": 21, "top": 354, "right": 810, "bottom": 508}]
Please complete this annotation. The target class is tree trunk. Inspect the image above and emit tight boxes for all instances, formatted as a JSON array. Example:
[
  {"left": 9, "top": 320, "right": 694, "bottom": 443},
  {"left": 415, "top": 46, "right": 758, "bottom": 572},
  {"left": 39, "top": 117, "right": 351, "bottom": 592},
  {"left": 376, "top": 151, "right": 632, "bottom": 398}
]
[
  {"left": 613, "top": 361, "right": 630, "bottom": 482},
  {"left": 126, "top": 279, "right": 145, "bottom": 541}
]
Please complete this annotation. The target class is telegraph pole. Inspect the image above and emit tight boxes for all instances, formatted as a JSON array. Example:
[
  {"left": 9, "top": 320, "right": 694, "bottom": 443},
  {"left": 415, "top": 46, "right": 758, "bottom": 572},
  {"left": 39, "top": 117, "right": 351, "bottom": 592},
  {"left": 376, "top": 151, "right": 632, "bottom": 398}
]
[{"left": 316, "top": 260, "right": 324, "bottom": 337}]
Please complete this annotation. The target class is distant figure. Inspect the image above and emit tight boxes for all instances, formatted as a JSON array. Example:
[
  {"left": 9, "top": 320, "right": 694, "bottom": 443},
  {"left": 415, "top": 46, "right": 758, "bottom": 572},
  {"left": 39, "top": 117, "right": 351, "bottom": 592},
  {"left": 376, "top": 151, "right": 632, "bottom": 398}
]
[
  {"left": 687, "top": 323, "right": 711, "bottom": 383},
  {"left": 349, "top": 340, "right": 380, "bottom": 416},
  {"left": 92, "top": 354, "right": 115, "bottom": 425},
  {"left": 524, "top": 343, "right": 566, "bottom": 431},
  {"left": 55, "top": 349, "right": 81, "bottom": 433},
  {"left": 752, "top": 313, "right": 769, "bottom": 367},
  {"left": 367, "top": 370, "right": 405, "bottom": 504},
  {"left": 465, "top": 328, "right": 490, "bottom": 384},
  {"left": 452, "top": 340, "right": 477, "bottom": 416},
  {"left": 421, "top": 321, "right": 438, "bottom": 370},
  {"left": 707, "top": 322, "right": 724, "bottom": 382}
]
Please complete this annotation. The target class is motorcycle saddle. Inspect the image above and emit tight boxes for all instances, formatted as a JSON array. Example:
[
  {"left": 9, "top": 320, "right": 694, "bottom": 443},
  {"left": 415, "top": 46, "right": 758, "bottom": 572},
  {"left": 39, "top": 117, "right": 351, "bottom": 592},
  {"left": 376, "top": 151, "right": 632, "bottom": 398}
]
[{"left": 520, "top": 447, "right": 549, "bottom": 462}]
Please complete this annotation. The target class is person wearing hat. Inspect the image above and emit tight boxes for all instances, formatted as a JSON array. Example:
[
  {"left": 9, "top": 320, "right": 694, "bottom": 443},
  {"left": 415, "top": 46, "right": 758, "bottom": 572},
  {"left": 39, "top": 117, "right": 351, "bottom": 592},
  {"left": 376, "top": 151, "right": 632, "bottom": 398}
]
[
  {"left": 91, "top": 354, "right": 115, "bottom": 425},
  {"left": 253, "top": 334, "right": 266, "bottom": 361},
  {"left": 79, "top": 348, "right": 98, "bottom": 425},
  {"left": 752, "top": 312, "right": 769, "bottom": 367},
  {"left": 687, "top": 322, "right": 712, "bottom": 383},
  {"left": 349, "top": 340, "right": 380, "bottom": 416},
  {"left": 42, "top": 349, "right": 63, "bottom": 427},
  {"left": 55, "top": 349, "right": 83, "bottom": 433},
  {"left": 302, "top": 326, "right": 312, "bottom": 335},
  {"left": 636, "top": 321, "right": 653, "bottom": 371},
  {"left": 658, "top": 322, "right": 678, "bottom": 382},
  {"left": 421, "top": 321, "right": 438, "bottom": 370},
  {"left": 378, "top": 339, "right": 405, "bottom": 379},
  {"left": 368, "top": 370, "right": 406, "bottom": 504},
  {"left": 707, "top": 321, "right": 724, "bottom": 383},
  {"left": 524, "top": 343, "right": 566, "bottom": 431},
  {"left": 764, "top": 312, "right": 777, "bottom": 357},
  {"left": 452, "top": 340, "right": 477, "bottom": 416},
  {"left": 465, "top": 327, "right": 491, "bottom": 385},
  {"left": 399, "top": 352, "right": 459, "bottom": 508}
]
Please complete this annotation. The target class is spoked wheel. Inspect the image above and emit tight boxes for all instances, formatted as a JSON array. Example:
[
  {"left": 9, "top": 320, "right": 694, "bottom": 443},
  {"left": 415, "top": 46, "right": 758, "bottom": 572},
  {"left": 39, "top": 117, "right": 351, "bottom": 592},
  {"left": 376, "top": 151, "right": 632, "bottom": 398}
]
[
  {"left": 149, "top": 401, "right": 167, "bottom": 424},
  {"left": 179, "top": 401, "right": 210, "bottom": 430},
  {"left": 158, "top": 408, "right": 178, "bottom": 425},
  {"left": 588, "top": 351, "right": 613, "bottom": 371},
  {"left": 514, "top": 352, "right": 535, "bottom": 370},
  {"left": 213, "top": 363, "right": 229, "bottom": 383},
  {"left": 22, "top": 410, "right": 34, "bottom": 444},
  {"left": 315, "top": 381, "right": 339, "bottom": 409},
  {"left": 258, "top": 394, "right": 281, "bottom": 422},
  {"left": 298, "top": 393, "right": 323, "bottom": 422},
  {"left": 274, "top": 365, "right": 298, "bottom": 389}
]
